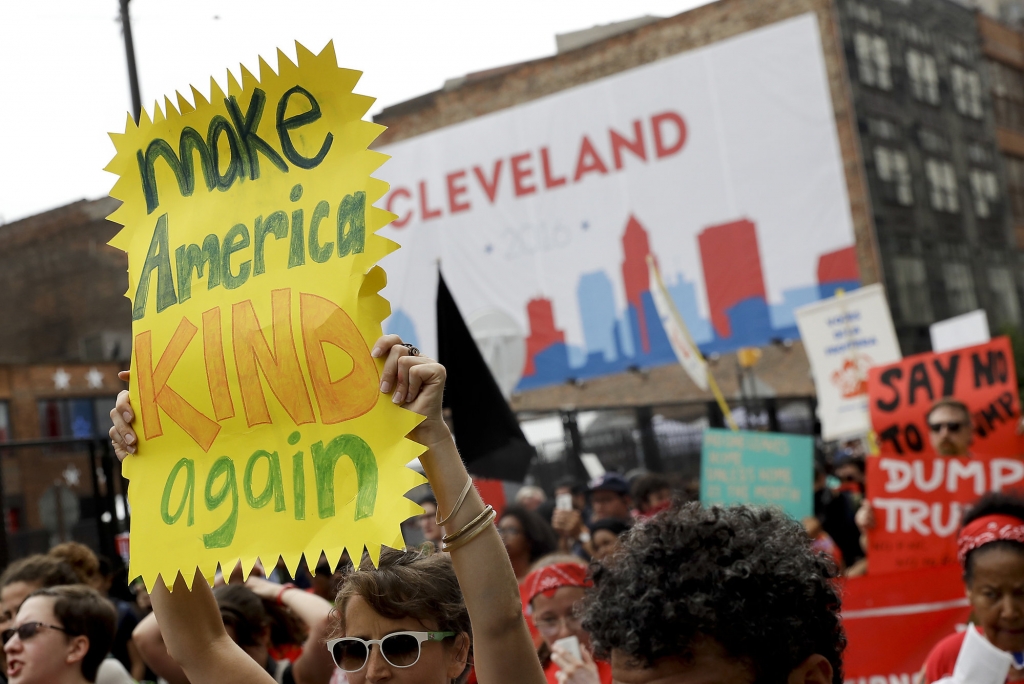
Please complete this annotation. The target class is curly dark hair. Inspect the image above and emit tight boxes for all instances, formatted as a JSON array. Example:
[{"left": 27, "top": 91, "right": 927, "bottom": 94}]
[
  {"left": 582, "top": 503, "right": 845, "bottom": 684},
  {"left": 961, "top": 491, "right": 1024, "bottom": 584},
  {"left": 499, "top": 504, "right": 558, "bottom": 562}
]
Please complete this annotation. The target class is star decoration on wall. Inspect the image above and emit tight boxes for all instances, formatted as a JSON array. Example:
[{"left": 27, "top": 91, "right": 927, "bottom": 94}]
[
  {"left": 62, "top": 465, "right": 81, "bottom": 487},
  {"left": 86, "top": 367, "right": 104, "bottom": 389},
  {"left": 53, "top": 368, "right": 71, "bottom": 391}
]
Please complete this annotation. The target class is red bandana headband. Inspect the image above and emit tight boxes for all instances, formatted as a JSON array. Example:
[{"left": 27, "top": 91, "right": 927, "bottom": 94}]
[
  {"left": 957, "top": 514, "right": 1024, "bottom": 565},
  {"left": 522, "top": 563, "right": 591, "bottom": 606}
]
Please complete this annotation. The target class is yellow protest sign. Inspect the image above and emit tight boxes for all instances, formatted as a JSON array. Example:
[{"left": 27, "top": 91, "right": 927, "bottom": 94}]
[{"left": 105, "top": 42, "right": 426, "bottom": 590}]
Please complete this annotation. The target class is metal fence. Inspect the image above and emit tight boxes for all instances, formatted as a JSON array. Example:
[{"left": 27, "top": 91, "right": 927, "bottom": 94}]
[
  {"left": 522, "top": 397, "right": 817, "bottom": 492},
  {"left": 0, "top": 437, "right": 127, "bottom": 570}
]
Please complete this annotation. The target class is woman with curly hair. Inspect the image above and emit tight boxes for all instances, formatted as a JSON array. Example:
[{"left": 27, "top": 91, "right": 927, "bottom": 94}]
[
  {"left": 582, "top": 503, "right": 845, "bottom": 683},
  {"left": 108, "top": 335, "right": 546, "bottom": 684},
  {"left": 922, "top": 492, "right": 1024, "bottom": 683}
]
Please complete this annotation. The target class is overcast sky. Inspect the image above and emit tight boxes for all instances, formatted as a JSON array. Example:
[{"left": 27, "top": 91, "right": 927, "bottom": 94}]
[{"left": 0, "top": 0, "right": 709, "bottom": 223}]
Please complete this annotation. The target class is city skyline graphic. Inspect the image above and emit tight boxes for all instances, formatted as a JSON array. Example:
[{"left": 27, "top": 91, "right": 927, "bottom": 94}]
[{"left": 389, "top": 213, "right": 860, "bottom": 393}]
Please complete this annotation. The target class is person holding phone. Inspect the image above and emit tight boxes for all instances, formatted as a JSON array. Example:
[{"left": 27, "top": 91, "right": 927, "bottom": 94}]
[{"left": 521, "top": 559, "right": 612, "bottom": 684}]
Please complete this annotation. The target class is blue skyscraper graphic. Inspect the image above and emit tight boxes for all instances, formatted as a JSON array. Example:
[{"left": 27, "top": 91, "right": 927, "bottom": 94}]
[
  {"left": 578, "top": 272, "right": 619, "bottom": 362},
  {"left": 666, "top": 275, "right": 713, "bottom": 344}
]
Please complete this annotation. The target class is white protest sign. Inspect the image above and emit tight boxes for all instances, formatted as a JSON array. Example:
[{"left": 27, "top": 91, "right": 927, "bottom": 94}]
[
  {"left": 795, "top": 284, "right": 901, "bottom": 440},
  {"left": 930, "top": 309, "right": 990, "bottom": 353}
]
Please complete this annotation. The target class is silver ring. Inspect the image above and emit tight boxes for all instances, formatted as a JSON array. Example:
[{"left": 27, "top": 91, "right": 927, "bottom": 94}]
[{"left": 402, "top": 343, "right": 420, "bottom": 356}]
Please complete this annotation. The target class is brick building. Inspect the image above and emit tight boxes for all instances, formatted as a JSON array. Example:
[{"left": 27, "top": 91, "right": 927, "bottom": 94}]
[
  {"left": 0, "top": 198, "right": 129, "bottom": 560},
  {"left": 837, "top": 0, "right": 1022, "bottom": 354},
  {"left": 371, "top": 0, "right": 1024, "bottom": 474}
]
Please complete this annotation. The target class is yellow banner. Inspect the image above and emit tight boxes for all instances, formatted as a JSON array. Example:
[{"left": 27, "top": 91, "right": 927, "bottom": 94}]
[{"left": 106, "top": 43, "right": 426, "bottom": 590}]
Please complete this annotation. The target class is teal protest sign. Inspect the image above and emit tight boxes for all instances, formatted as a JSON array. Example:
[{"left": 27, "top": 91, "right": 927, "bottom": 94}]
[{"left": 700, "top": 428, "right": 813, "bottom": 519}]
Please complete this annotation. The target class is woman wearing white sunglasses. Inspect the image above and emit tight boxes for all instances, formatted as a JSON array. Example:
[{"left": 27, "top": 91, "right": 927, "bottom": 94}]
[{"left": 109, "top": 335, "right": 546, "bottom": 684}]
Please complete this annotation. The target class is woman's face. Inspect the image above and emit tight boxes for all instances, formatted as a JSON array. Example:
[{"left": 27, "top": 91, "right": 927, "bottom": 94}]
[
  {"left": 530, "top": 586, "right": 590, "bottom": 651},
  {"left": 591, "top": 529, "right": 622, "bottom": 562},
  {"left": 497, "top": 515, "right": 529, "bottom": 559},
  {"left": 341, "top": 595, "right": 467, "bottom": 684},
  {"left": 968, "top": 545, "right": 1024, "bottom": 652},
  {"left": 3, "top": 596, "right": 87, "bottom": 684}
]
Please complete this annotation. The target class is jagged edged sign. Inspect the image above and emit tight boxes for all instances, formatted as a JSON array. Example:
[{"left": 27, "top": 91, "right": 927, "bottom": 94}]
[{"left": 105, "top": 42, "right": 426, "bottom": 591}]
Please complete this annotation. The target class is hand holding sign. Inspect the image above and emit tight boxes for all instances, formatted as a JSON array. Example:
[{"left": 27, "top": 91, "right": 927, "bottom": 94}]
[{"left": 106, "top": 43, "right": 427, "bottom": 590}]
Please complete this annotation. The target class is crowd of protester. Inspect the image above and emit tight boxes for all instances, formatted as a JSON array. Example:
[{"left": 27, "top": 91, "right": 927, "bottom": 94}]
[{"left": 0, "top": 335, "right": 1014, "bottom": 683}]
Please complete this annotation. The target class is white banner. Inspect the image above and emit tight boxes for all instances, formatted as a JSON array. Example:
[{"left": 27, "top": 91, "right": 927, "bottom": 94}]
[
  {"left": 930, "top": 309, "right": 990, "bottom": 353},
  {"left": 648, "top": 258, "right": 708, "bottom": 390},
  {"left": 794, "top": 284, "right": 902, "bottom": 440},
  {"left": 379, "top": 13, "right": 858, "bottom": 393}
]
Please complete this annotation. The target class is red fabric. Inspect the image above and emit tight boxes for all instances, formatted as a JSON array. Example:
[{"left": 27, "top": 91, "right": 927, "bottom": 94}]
[
  {"left": 522, "top": 563, "right": 591, "bottom": 607},
  {"left": 544, "top": 658, "right": 613, "bottom": 684},
  {"left": 958, "top": 515, "right": 1024, "bottom": 565},
  {"left": 269, "top": 643, "right": 302, "bottom": 663}
]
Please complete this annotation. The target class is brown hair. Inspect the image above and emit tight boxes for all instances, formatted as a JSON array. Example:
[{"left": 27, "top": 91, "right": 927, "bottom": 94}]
[
  {"left": 26, "top": 585, "right": 116, "bottom": 683},
  {"left": 48, "top": 543, "right": 100, "bottom": 587},
  {"left": 926, "top": 398, "right": 972, "bottom": 425},
  {"left": 0, "top": 554, "right": 79, "bottom": 589},
  {"left": 333, "top": 547, "right": 472, "bottom": 682},
  {"left": 212, "top": 584, "right": 305, "bottom": 647}
]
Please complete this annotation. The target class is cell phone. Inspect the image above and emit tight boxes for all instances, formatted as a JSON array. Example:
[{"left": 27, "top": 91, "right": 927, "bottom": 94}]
[
  {"left": 556, "top": 493, "right": 574, "bottom": 511},
  {"left": 554, "top": 635, "right": 582, "bottom": 661}
]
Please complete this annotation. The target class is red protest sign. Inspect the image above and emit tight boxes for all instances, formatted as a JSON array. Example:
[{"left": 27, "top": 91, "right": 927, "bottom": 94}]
[
  {"left": 842, "top": 564, "right": 968, "bottom": 682},
  {"left": 865, "top": 337, "right": 1024, "bottom": 574},
  {"left": 868, "top": 336, "right": 1020, "bottom": 458},
  {"left": 866, "top": 454, "right": 1024, "bottom": 573}
]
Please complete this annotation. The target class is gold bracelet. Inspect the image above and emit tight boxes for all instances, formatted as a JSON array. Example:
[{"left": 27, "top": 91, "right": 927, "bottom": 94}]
[
  {"left": 436, "top": 478, "right": 474, "bottom": 527},
  {"left": 441, "top": 505, "right": 494, "bottom": 544},
  {"left": 442, "top": 508, "right": 497, "bottom": 553}
]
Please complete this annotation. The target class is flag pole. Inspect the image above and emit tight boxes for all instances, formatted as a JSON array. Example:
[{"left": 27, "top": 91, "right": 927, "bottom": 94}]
[{"left": 647, "top": 257, "right": 738, "bottom": 430}]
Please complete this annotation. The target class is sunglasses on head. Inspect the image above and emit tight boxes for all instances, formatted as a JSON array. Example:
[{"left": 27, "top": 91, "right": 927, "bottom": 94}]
[
  {"left": 325, "top": 631, "right": 454, "bottom": 672},
  {"left": 928, "top": 421, "right": 963, "bottom": 433},
  {"left": 1, "top": 622, "right": 68, "bottom": 644}
]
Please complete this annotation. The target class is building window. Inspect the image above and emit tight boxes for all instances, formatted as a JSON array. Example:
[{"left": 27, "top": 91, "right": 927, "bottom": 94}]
[
  {"left": 969, "top": 169, "right": 1000, "bottom": 218},
  {"left": 855, "top": 32, "right": 892, "bottom": 90},
  {"left": 1005, "top": 155, "right": 1024, "bottom": 223},
  {"left": 875, "top": 147, "right": 913, "bottom": 205},
  {"left": 918, "top": 128, "right": 948, "bottom": 155},
  {"left": 907, "top": 50, "right": 940, "bottom": 104},
  {"left": 968, "top": 142, "right": 993, "bottom": 165},
  {"left": 38, "top": 397, "right": 117, "bottom": 440},
  {"left": 892, "top": 256, "right": 934, "bottom": 325},
  {"left": 867, "top": 117, "right": 900, "bottom": 140},
  {"left": 925, "top": 159, "right": 960, "bottom": 213},
  {"left": 943, "top": 262, "right": 978, "bottom": 315},
  {"left": 0, "top": 402, "right": 9, "bottom": 442},
  {"left": 989, "top": 266, "right": 1022, "bottom": 326},
  {"left": 952, "top": 65, "right": 984, "bottom": 119},
  {"left": 990, "top": 60, "right": 1024, "bottom": 133}
]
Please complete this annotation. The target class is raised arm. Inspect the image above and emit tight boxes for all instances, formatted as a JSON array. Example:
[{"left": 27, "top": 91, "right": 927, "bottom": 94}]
[
  {"left": 131, "top": 611, "right": 190, "bottom": 684},
  {"left": 374, "top": 335, "right": 546, "bottom": 684},
  {"left": 149, "top": 570, "right": 275, "bottom": 684},
  {"left": 243, "top": 576, "right": 337, "bottom": 684}
]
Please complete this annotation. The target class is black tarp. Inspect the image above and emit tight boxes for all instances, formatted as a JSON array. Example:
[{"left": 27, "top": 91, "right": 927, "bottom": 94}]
[{"left": 436, "top": 272, "right": 535, "bottom": 482}]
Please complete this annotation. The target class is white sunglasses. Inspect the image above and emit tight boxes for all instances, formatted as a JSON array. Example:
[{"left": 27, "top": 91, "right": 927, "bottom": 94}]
[{"left": 326, "top": 630, "right": 455, "bottom": 671}]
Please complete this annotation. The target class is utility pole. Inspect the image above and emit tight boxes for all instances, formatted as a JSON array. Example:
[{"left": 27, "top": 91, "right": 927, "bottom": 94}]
[{"left": 119, "top": 0, "right": 142, "bottom": 123}]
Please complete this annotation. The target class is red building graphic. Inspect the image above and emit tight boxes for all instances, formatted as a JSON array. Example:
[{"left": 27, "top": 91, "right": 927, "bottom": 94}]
[
  {"left": 697, "top": 219, "right": 767, "bottom": 338},
  {"left": 523, "top": 297, "right": 566, "bottom": 376},
  {"left": 817, "top": 245, "right": 860, "bottom": 284},
  {"left": 621, "top": 215, "right": 658, "bottom": 353}
]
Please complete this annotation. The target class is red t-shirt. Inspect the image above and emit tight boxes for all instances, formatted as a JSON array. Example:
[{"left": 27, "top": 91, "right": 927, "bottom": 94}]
[
  {"left": 544, "top": 659, "right": 613, "bottom": 684},
  {"left": 921, "top": 627, "right": 1021, "bottom": 683}
]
